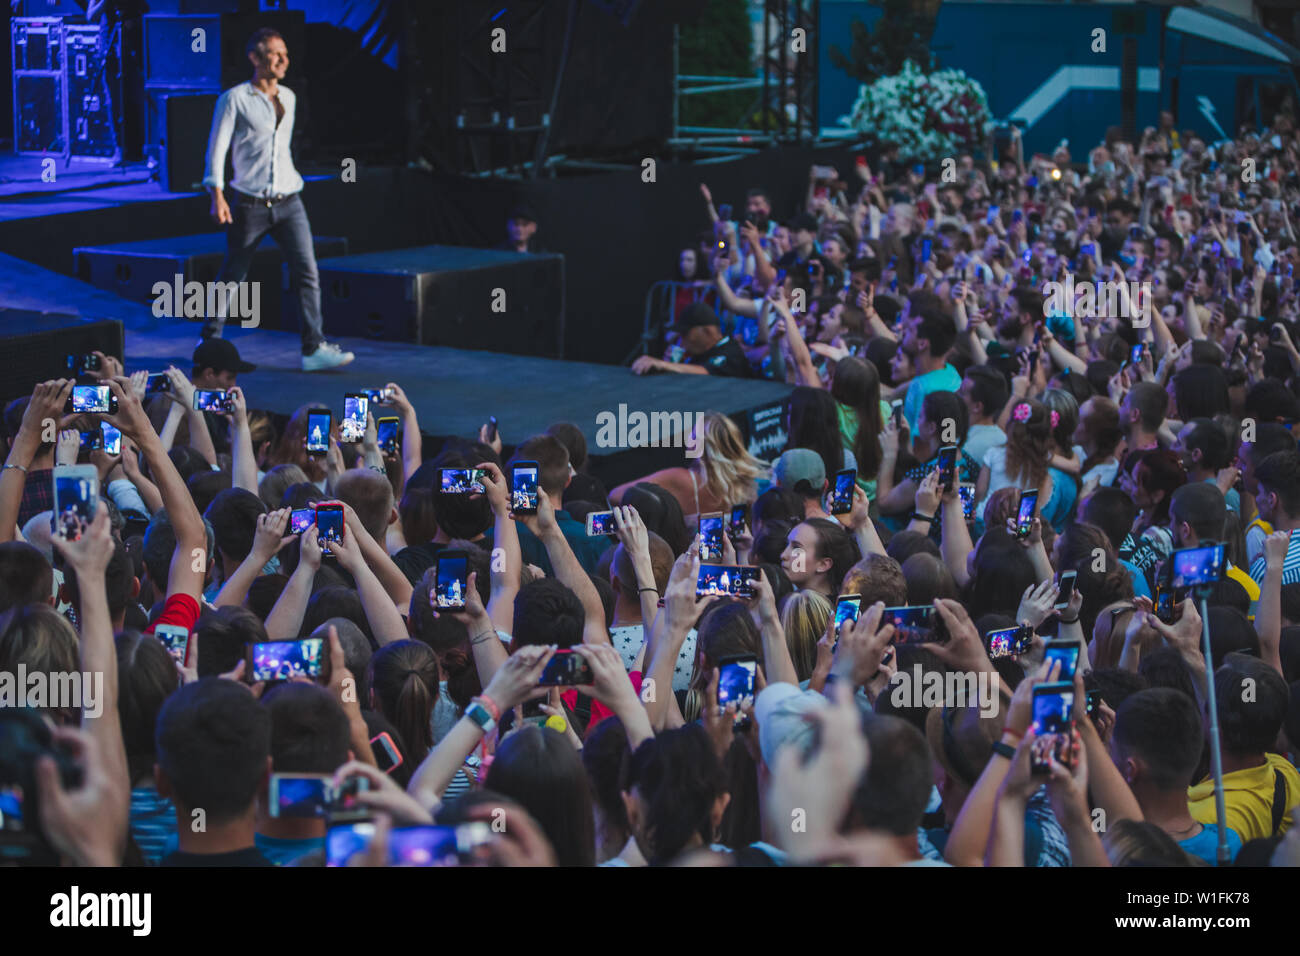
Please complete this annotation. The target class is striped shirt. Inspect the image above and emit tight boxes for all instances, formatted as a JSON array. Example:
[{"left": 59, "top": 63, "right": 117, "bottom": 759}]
[
  {"left": 130, "top": 787, "right": 177, "bottom": 866},
  {"left": 1249, "top": 530, "right": 1300, "bottom": 586}
]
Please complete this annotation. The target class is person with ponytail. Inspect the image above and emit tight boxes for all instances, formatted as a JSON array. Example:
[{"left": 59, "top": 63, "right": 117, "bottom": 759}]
[
  {"left": 365, "top": 640, "right": 441, "bottom": 766},
  {"left": 975, "top": 397, "right": 1054, "bottom": 517}
]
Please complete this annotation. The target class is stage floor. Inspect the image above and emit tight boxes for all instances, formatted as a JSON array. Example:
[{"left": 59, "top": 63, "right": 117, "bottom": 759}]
[
  {"left": 0, "top": 156, "right": 336, "bottom": 222},
  {"left": 0, "top": 252, "right": 792, "bottom": 460}
]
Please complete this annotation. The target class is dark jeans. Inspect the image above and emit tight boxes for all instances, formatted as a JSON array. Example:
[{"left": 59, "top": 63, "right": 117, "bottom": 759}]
[{"left": 206, "top": 192, "right": 325, "bottom": 355}]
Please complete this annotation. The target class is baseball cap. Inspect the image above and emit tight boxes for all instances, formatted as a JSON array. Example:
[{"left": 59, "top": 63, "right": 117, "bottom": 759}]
[
  {"left": 672, "top": 302, "right": 721, "bottom": 334},
  {"left": 756, "top": 682, "right": 829, "bottom": 768},
  {"left": 773, "top": 448, "right": 826, "bottom": 495},
  {"left": 192, "top": 338, "right": 256, "bottom": 374}
]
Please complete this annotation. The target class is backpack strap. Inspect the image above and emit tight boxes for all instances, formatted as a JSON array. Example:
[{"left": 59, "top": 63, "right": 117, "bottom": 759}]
[{"left": 1272, "top": 769, "right": 1288, "bottom": 836}]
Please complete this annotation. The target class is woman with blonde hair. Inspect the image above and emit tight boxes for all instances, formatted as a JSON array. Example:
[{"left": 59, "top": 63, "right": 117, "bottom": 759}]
[
  {"left": 780, "top": 589, "right": 831, "bottom": 683},
  {"left": 610, "top": 411, "right": 767, "bottom": 524}
]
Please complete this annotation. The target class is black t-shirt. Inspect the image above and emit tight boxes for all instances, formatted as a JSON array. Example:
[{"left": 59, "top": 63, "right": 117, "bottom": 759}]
[
  {"left": 392, "top": 541, "right": 448, "bottom": 587},
  {"left": 161, "top": 846, "right": 274, "bottom": 867},
  {"left": 685, "top": 336, "right": 751, "bottom": 378}
]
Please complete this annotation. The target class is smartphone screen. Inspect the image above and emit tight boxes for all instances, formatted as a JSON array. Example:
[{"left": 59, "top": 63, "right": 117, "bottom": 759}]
[
  {"left": 250, "top": 637, "right": 326, "bottom": 682},
  {"left": 100, "top": 422, "right": 122, "bottom": 456},
  {"left": 1130, "top": 344, "right": 1144, "bottom": 366},
  {"left": 289, "top": 508, "right": 314, "bottom": 535},
  {"left": 67, "top": 384, "right": 114, "bottom": 414},
  {"left": 52, "top": 467, "right": 98, "bottom": 540},
  {"left": 388, "top": 824, "right": 489, "bottom": 867},
  {"left": 830, "top": 468, "right": 856, "bottom": 515},
  {"left": 728, "top": 504, "right": 747, "bottom": 538},
  {"left": 717, "top": 655, "right": 757, "bottom": 708},
  {"left": 834, "top": 595, "right": 862, "bottom": 634},
  {"left": 882, "top": 605, "right": 934, "bottom": 646},
  {"left": 1043, "top": 639, "right": 1080, "bottom": 681},
  {"left": 154, "top": 624, "right": 191, "bottom": 664},
  {"left": 270, "top": 774, "right": 332, "bottom": 818},
  {"left": 1054, "top": 571, "right": 1077, "bottom": 610},
  {"left": 1031, "top": 683, "right": 1075, "bottom": 774},
  {"left": 511, "top": 462, "right": 539, "bottom": 515},
  {"left": 145, "top": 373, "right": 171, "bottom": 394},
  {"left": 538, "top": 649, "right": 595, "bottom": 687},
  {"left": 891, "top": 400, "right": 904, "bottom": 428},
  {"left": 440, "top": 468, "right": 486, "bottom": 495},
  {"left": 987, "top": 625, "right": 1031, "bottom": 661},
  {"left": 364, "top": 387, "right": 393, "bottom": 405},
  {"left": 435, "top": 551, "right": 469, "bottom": 609},
  {"left": 1016, "top": 490, "right": 1038, "bottom": 538},
  {"left": 328, "top": 822, "right": 492, "bottom": 868},
  {"left": 193, "top": 389, "right": 231, "bottom": 413},
  {"left": 306, "top": 412, "right": 331, "bottom": 455},
  {"left": 959, "top": 483, "right": 976, "bottom": 521},
  {"left": 342, "top": 394, "right": 369, "bottom": 443},
  {"left": 1170, "top": 544, "right": 1225, "bottom": 589},
  {"left": 377, "top": 417, "right": 400, "bottom": 455},
  {"left": 314, "top": 503, "right": 344, "bottom": 554},
  {"left": 586, "top": 511, "right": 615, "bottom": 536},
  {"left": 699, "top": 513, "right": 724, "bottom": 561},
  {"left": 937, "top": 446, "right": 958, "bottom": 492},
  {"left": 696, "top": 564, "right": 760, "bottom": 599}
]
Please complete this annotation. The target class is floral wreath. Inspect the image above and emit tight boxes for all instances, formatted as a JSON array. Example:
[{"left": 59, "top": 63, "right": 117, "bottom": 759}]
[{"left": 1012, "top": 403, "right": 1031, "bottom": 423}]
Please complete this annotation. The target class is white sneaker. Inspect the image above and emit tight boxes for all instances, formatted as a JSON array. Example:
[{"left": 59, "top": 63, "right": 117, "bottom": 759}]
[{"left": 302, "top": 341, "right": 355, "bottom": 371}]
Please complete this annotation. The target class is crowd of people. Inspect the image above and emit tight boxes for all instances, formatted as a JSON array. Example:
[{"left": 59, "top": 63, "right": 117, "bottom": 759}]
[{"left": 8, "top": 111, "right": 1300, "bottom": 868}]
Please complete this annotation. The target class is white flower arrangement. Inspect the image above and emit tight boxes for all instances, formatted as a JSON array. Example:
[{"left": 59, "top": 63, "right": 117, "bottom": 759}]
[{"left": 840, "top": 59, "right": 993, "bottom": 163}]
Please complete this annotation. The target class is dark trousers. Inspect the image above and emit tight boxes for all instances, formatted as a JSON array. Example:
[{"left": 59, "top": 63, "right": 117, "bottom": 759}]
[{"left": 206, "top": 192, "right": 325, "bottom": 355}]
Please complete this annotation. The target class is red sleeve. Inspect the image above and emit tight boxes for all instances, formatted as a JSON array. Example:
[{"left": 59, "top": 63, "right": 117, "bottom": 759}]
[
  {"left": 568, "top": 672, "right": 642, "bottom": 732},
  {"left": 145, "top": 593, "right": 201, "bottom": 636}
]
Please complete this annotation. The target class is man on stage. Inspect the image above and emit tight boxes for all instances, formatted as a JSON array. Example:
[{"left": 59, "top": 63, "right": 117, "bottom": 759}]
[{"left": 202, "top": 27, "right": 354, "bottom": 372}]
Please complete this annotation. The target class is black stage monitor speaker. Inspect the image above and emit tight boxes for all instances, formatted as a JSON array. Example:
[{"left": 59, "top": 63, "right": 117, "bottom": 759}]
[
  {"left": 0, "top": 314, "right": 123, "bottom": 405},
  {"left": 315, "top": 246, "right": 565, "bottom": 359},
  {"left": 157, "top": 92, "right": 218, "bottom": 192}
]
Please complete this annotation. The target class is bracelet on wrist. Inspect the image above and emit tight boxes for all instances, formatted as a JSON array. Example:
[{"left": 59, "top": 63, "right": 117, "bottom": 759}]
[
  {"left": 474, "top": 694, "right": 501, "bottom": 723},
  {"left": 470, "top": 628, "right": 496, "bottom": 646},
  {"left": 1001, "top": 727, "right": 1024, "bottom": 744},
  {"left": 910, "top": 512, "right": 935, "bottom": 524},
  {"left": 638, "top": 587, "right": 659, "bottom": 595}
]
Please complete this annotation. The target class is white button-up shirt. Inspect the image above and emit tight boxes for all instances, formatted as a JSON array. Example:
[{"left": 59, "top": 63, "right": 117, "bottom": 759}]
[{"left": 202, "top": 82, "right": 305, "bottom": 199}]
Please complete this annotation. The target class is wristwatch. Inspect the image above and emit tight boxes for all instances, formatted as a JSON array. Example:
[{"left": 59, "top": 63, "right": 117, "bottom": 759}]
[{"left": 465, "top": 700, "right": 496, "bottom": 734}]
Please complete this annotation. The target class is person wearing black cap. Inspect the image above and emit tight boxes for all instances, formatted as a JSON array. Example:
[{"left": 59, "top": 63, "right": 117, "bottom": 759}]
[
  {"left": 183, "top": 339, "right": 257, "bottom": 455},
  {"left": 192, "top": 339, "right": 257, "bottom": 393},
  {"left": 498, "top": 205, "right": 544, "bottom": 254},
  {"left": 202, "top": 28, "right": 355, "bottom": 372},
  {"left": 630, "top": 303, "right": 750, "bottom": 378}
]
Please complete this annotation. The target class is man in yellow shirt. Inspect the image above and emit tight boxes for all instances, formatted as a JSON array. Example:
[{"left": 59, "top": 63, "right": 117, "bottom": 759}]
[{"left": 1188, "top": 655, "right": 1300, "bottom": 842}]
